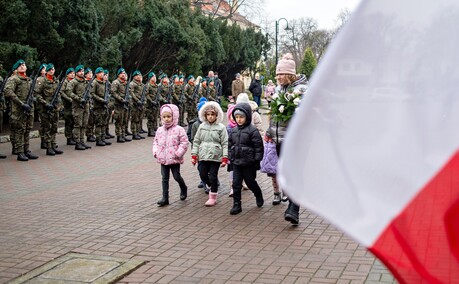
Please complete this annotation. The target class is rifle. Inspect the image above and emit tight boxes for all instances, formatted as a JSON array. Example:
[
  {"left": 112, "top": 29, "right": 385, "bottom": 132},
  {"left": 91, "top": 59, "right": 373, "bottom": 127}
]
[
  {"left": 152, "top": 83, "right": 161, "bottom": 107},
  {"left": 179, "top": 83, "right": 186, "bottom": 106},
  {"left": 191, "top": 77, "right": 201, "bottom": 102},
  {"left": 24, "top": 70, "right": 39, "bottom": 114},
  {"left": 80, "top": 77, "right": 94, "bottom": 108},
  {"left": 0, "top": 70, "right": 13, "bottom": 104},
  {"left": 49, "top": 72, "right": 65, "bottom": 113},
  {"left": 104, "top": 81, "right": 111, "bottom": 109},
  {"left": 124, "top": 73, "right": 132, "bottom": 110},
  {"left": 138, "top": 83, "right": 147, "bottom": 110},
  {"left": 166, "top": 82, "right": 173, "bottom": 103}
]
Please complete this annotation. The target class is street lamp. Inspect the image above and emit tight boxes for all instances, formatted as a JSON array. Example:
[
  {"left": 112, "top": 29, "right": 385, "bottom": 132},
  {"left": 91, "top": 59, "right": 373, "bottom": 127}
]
[{"left": 275, "top": 18, "right": 291, "bottom": 65}]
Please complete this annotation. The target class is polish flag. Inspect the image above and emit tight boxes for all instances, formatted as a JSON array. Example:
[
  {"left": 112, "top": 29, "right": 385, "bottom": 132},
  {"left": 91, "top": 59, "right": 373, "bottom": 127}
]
[{"left": 277, "top": 0, "right": 459, "bottom": 283}]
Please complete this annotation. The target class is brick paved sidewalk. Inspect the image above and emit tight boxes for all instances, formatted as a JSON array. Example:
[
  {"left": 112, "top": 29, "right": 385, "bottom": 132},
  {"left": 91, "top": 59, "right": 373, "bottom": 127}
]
[{"left": 0, "top": 112, "right": 396, "bottom": 283}]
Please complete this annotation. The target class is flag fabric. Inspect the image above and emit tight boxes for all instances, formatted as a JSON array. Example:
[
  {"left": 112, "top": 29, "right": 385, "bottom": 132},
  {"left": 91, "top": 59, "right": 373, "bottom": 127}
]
[{"left": 277, "top": 0, "right": 459, "bottom": 283}]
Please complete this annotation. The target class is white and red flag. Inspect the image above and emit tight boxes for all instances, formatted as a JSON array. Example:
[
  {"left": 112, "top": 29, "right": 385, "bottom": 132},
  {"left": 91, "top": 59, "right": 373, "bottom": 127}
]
[{"left": 278, "top": 0, "right": 459, "bottom": 283}]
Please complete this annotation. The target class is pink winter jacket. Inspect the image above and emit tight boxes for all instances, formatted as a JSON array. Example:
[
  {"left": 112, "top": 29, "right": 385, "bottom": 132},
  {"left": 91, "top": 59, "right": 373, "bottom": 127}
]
[{"left": 152, "top": 104, "right": 189, "bottom": 165}]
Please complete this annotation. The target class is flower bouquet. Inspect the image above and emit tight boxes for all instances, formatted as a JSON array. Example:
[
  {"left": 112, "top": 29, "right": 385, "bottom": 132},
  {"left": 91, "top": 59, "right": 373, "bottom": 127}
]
[{"left": 269, "top": 86, "right": 306, "bottom": 122}]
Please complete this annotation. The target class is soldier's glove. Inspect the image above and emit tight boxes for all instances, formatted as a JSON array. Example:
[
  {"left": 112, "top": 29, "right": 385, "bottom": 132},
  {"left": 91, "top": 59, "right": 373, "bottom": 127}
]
[
  {"left": 21, "top": 103, "right": 31, "bottom": 112},
  {"left": 46, "top": 104, "right": 54, "bottom": 111},
  {"left": 191, "top": 155, "right": 198, "bottom": 166}
]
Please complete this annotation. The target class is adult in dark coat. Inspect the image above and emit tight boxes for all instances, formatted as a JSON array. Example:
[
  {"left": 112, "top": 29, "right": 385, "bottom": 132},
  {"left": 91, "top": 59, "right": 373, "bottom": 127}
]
[{"left": 248, "top": 74, "right": 262, "bottom": 107}]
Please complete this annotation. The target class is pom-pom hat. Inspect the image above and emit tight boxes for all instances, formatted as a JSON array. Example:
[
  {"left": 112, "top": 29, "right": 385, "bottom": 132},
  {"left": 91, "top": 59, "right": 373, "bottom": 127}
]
[{"left": 276, "top": 53, "right": 296, "bottom": 75}]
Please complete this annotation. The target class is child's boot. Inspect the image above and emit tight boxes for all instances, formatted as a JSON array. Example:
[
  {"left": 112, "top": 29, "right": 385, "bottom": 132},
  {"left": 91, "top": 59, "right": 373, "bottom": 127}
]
[
  {"left": 205, "top": 192, "right": 218, "bottom": 206},
  {"left": 180, "top": 186, "right": 188, "bottom": 201},
  {"left": 157, "top": 184, "right": 169, "bottom": 207},
  {"left": 230, "top": 201, "right": 242, "bottom": 215}
]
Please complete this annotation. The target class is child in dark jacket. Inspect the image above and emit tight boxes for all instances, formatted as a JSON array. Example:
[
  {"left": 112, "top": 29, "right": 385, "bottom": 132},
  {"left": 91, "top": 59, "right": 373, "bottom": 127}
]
[{"left": 228, "top": 103, "right": 264, "bottom": 215}]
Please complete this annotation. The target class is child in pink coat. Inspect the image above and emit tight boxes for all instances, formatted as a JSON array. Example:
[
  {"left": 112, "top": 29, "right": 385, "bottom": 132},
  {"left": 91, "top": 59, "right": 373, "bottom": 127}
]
[{"left": 153, "top": 104, "right": 189, "bottom": 207}]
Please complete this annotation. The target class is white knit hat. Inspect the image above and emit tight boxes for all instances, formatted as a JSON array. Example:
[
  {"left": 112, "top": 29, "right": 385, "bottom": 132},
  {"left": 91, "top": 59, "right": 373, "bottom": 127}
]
[{"left": 236, "top": 93, "right": 250, "bottom": 104}]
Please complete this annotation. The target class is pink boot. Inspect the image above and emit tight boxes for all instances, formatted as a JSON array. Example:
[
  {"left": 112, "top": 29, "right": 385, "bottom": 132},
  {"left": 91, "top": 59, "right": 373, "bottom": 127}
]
[{"left": 205, "top": 192, "right": 218, "bottom": 206}]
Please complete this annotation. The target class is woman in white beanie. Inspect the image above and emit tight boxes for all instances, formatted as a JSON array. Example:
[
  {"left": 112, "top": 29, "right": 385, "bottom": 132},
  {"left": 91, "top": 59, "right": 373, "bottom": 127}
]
[{"left": 265, "top": 53, "right": 308, "bottom": 225}]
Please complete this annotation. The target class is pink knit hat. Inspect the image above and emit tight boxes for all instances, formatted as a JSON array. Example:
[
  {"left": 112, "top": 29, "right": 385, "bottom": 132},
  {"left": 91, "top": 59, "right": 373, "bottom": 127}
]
[{"left": 276, "top": 53, "right": 296, "bottom": 75}]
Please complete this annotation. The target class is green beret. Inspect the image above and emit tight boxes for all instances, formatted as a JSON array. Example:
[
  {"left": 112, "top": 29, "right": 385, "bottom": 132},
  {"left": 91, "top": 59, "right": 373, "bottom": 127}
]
[
  {"left": 178, "top": 74, "right": 184, "bottom": 79},
  {"left": 187, "top": 75, "right": 194, "bottom": 80},
  {"left": 75, "top": 65, "right": 84, "bottom": 72},
  {"left": 132, "top": 70, "right": 142, "bottom": 77},
  {"left": 171, "top": 74, "right": 178, "bottom": 80},
  {"left": 117, "top": 68, "right": 126, "bottom": 76},
  {"left": 147, "top": 72, "right": 156, "bottom": 80},
  {"left": 159, "top": 73, "right": 167, "bottom": 80},
  {"left": 65, "top": 68, "right": 75, "bottom": 76},
  {"left": 12, "top": 59, "right": 25, "bottom": 71},
  {"left": 39, "top": 63, "right": 47, "bottom": 72},
  {"left": 94, "top": 67, "right": 104, "bottom": 74},
  {"left": 84, "top": 68, "right": 92, "bottom": 74},
  {"left": 45, "top": 63, "right": 54, "bottom": 72},
  {"left": 104, "top": 69, "right": 109, "bottom": 75}
]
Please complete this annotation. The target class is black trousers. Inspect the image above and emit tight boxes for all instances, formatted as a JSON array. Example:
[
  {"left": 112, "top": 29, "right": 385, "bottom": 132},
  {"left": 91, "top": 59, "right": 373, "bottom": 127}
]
[
  {"left": 198, "top": 161, "right": 220, "bottom": 193},
  {"left": 161, "top": 164, "right": 187, "bottom": 196},
  {"left": 232, "top": 164, "right": 262, "bottom": 203}
]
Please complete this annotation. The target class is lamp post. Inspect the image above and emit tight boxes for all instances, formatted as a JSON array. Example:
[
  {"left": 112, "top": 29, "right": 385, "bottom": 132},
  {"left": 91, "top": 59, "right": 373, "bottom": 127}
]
[{"left": 275, "top": 18, "right": 290, "bottom": 65}]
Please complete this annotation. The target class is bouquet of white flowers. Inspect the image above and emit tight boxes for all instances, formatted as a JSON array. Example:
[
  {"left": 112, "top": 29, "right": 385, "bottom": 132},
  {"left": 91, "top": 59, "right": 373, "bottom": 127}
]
[{"left": 269, "top": 86, "right": 306, "bottom": 122}]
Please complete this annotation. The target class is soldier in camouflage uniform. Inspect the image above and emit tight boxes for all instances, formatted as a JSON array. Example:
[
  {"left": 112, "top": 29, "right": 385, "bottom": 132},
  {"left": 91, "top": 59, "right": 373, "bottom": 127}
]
[
  {"left": 145, "top": 72, "right": 159, "bottom": 137},
  {"left": 184, "top": 75, "right": 199, "bottom": 123},
  {"left": 4, "top": 60, "right": 39, "bottom": 161},
  {"left": 34, "top": 63, "right": 64, "bottom": 156},
  {"left": 90, "top": 67, "right": 112, "bottom": 146},
  {"left": 0, "top": 64, "right": 6, "bottom": 159},
  {"left": 158, "top": 74, "right": 170, "bottom": 106},
  {"left": 60, "top": 68, "right": 76, "bottom": 145},
  {"left": 83, "top": 68, "right": 96, "bottom": 142},
  {"left": 198, "top": 77, "right": 209, "bottom": 99},
  {"left": 111, "top": 68, "right": 131, "bottom": 143},
  {"left": 170, "top": 74, "right": 185, "bottom": 126},
  {"left": 66, "top": 65, "right": 92, "bottom": 150},
  {"left": 103, "top": 70, "right": 115, "bottom": 140},
  {"left": 207, "top": 78, "right": 218, "bottom": 102},
  {"left": 128, "top": 70, "right": 145, "bottom": 140},
  {"left": 38, "top": 63, "right": 48, "bottom": 150}
]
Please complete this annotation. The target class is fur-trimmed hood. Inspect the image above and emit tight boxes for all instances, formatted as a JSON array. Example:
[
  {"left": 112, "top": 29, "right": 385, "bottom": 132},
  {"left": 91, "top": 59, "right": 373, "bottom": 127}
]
[{"left": 198, "top": 101, "right": 224, "bottom": 124}]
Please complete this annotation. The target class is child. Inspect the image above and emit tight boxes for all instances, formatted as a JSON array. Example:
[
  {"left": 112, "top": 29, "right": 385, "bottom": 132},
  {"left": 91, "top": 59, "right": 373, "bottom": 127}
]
[
  {"left": 226, "top": 104, "right": 237, "bottom": 197},
  {"left": 188, "top": 97, "right": 208, "bottom": 192},
  {"left": 153, "top": 104, "right": 189, "bottom": 207},
  {"left": 228, "top": 103, "right": 264, "bottom": 215},
  {"left": 236, "top": 93, "right": 264, "bottom": 137},
  {"left": 191, "top": 101, "right": 228, "bottom": 206}
]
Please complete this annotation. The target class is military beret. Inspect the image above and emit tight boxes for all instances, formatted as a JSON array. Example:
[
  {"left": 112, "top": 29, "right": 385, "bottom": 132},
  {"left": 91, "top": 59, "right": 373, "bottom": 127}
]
[
  {"left": 179, "top": 74, "right": 184, "bottom": 79},
  {"left": 117, "top": 67, "right": 126, "bottom": 76},
  {"left": 159, "top": 73, "right": 167, "bottom": 80},
  {"left": 65, "top": 68, "right": 75, "bottom": 76},
  {"left": 187, "top": 75, "right": 194, "bottom": 80},
  {"left": 75, "top": 65, "right": 84, "bottom": 72},
  {"left": 94, "top": 67, "right": 104, "bottom": 74},
  {"left": 45, "top": 63, "right": 54, "bottom": 72},
  {"left": 39, "top": 63, "right": 47, "bottom": 72},
  {"left": 132, "top": 70, "right": 142, "bottom": 77},
  {"left": 147, "top": 72, "right": 156, "bottom": 80},
  {"left": 12, "top": 59, "right": 25, "bottom": 71},
  {"left": 84, "top": 68, "right": 92, "bottom": 74},
  {"left": 104, "top": 69, "right": 109, "bottom": 75}
]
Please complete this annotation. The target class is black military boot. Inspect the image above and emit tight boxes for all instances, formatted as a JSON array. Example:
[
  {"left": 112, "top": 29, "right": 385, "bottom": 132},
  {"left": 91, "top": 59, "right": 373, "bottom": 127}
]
[
  {"left": 11, "top": 146, "right": 18, "bottom": 155},
  {"left": 40, "top": 140, "right": 47, "bottom": 149},
  {"left": 102, "top": 138, "right": 112, "bottom": 146},
  {"left": 284, "top": 201, "right": 300, "bottom": 225},
  {"left": 140, "top": 128, "right": 147, "bottom": 134},
  {"left": 75, "top": 142, "right": 86, "bottom": 150},
  {"left": 133, "top": 134, "right": 142, "bottom": 140},
  {"left": 139, "top": 134, "right": 145, "bottom": 139},
  {"left": 17, "top": 152, "right": 29, "bottom": 161},
  {"left": 46, "top": 147, "right": 56, "bottom": 156},
  {"left": 82, "top": 142, "right": 92, "bottom": 149},
  {"left": 67, "top": 138, "right": 77, "bottom": 145},
  {"left": 148, "top": 129, "right": 155, "bottom": 137},
  {"left": 25, "top": 150, "right": 39, "bottom": 160},
  {"left": 123, "top": 135, "right": 131, "bottom": 142},
  {"left": 157, "top": 183, "right": 169, "bottom": 207},
  {"left": 53, "top": 144, "right": 63, "bottom": 155},
  {"left": 96, "top": 139, "right": 106, "bottom": 146},
  {"left": 87, "top": 135, "right": 96, "bottom": 142},
  {"left": 125, "top": 129, "right": 132, "bottom": 136},
  {"left": 106, "top": 129, "right": 115, "bottom": 139},
  {"left": 117, "top": 136, "right": 125, "bottom": 143}
]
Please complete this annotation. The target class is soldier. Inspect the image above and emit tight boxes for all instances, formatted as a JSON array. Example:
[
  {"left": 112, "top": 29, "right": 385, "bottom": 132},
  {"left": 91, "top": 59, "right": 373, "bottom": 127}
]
[
  {"left": 207, "top": 78, "right": 218, "bottom": 102},
  {"left": 38, "top": 63, "right": 47, "bottom": 149},
  {"left": 4, "top": 59, "right": 39, "bottom": 161},
  {"left": 90, "top": 67, "right": 112, "bottom": 146},
  {"left": 231, "top": 73, "right": 245, "bottom": 102},
  {"left": 0, "top": 64, "right": 7, "bottom": 159},
  {"left": 34, "top": 63, "right": 64, "bottom": 156},
  {"left": 84, "top": 68, "right": 96, "bottom": 142},
  {"left": 184, "top": 75, "right": 199, "bottom": 124},
  {"left": 198, "top": 77, "right": 209, "bottom": 99},
  {"left": 66, "top": 64, "right": 92, "bottom": 150},
  {"left": 158, "top": 73, "right": 170, "bottom": 106},
  {"left": 145, "top": 72, "right": 159, "bottom": 137},
  {"left": 208, "top": 71, "right": 222, "bottom": 103},
  {"left": 170, "top": 74, "right": 184, "bottom": 126},
  {"left": 103, "top": 69, "right": 115, "bottom": 140},
  {"left": 128, "top": 70, "right": 145, "bottom": 140},
  {"left": 110, "top": 68, "right": 131, "bottom": 143},
  {"left": 60, "top": 68, "right": 77, "bottom": 145}
]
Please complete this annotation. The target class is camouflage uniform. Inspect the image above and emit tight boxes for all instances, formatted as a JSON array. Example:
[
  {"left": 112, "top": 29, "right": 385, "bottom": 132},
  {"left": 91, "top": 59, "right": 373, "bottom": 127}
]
[
  {"left": 171, "top": 82, "right": 185, "bottom": 125},
  {"left": 128, "top": 79, "right": 144, "bottom": 139},
  {"left": 110, "top": 78, "right": 129, "bottom": 141},
  {"left": 0, "top": 75, "right": 5, "bottom": 133},
  {"left": 34, "top": 74, "right": 61, "bottom": 152},
  {"left": 4, "top": 74, "right": 35, "bottom": 157},
  {"left": 60, "top": 77, "right": 75, "bottom": 143},
  {"left": 184, "top": 81, "right": 198, "bottom": 122},
  {"left": 199, "top": 84, "right": 208, "bottom": 99},
  {"left": 158, "top": 81, "right": 170, "bottom": 106},
  {"left": 145, "top": 80, "right": 159, "bottom": 136},
  {"left": 207, "top": 82, "right": 217, "bottom": 102},
  {"left": 66, "top": 76, "right": 90, "bottom": 148},
  {"left": 90, "top": 77, "right": 111, "bottom": 145}
]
